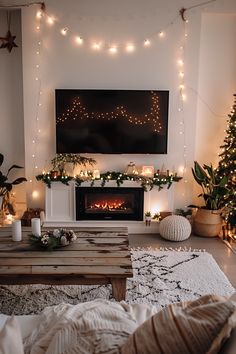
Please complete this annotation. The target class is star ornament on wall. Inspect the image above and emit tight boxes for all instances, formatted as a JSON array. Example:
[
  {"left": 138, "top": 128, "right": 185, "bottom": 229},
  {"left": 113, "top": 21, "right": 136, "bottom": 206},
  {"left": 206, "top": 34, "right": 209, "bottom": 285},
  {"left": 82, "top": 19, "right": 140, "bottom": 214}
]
[{"left": 0, "top": 30, "right": 18, "bottom": 52}]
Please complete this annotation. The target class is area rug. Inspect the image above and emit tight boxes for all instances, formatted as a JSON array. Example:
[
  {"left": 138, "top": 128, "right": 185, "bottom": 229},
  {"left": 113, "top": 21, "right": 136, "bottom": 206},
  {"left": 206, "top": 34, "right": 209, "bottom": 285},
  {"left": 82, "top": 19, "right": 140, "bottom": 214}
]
[{"left": 0, "top": 249, "right": 234, "bottom": 315}]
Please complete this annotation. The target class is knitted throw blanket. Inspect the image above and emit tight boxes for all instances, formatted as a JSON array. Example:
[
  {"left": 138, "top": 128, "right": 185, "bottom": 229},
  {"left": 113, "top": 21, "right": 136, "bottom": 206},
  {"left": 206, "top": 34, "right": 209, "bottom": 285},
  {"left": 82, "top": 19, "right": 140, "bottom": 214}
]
[{"left": 23, "top": 299, "right": 157, "bottom": 354}]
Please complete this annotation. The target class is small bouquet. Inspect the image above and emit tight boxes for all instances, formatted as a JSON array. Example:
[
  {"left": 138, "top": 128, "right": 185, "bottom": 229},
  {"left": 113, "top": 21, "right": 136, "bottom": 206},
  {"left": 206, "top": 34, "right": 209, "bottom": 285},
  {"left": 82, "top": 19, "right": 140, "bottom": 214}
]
[{"left": 29, "top": 229, "right": 77, "bottom": 251}]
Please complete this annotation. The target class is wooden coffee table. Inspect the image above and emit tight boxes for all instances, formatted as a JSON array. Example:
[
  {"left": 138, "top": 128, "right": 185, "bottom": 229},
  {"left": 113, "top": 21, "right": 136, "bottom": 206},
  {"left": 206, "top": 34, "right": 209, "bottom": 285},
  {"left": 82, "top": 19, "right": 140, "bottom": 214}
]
[{"left": 0, "top": 226, "right": 133, "bottom": 301}]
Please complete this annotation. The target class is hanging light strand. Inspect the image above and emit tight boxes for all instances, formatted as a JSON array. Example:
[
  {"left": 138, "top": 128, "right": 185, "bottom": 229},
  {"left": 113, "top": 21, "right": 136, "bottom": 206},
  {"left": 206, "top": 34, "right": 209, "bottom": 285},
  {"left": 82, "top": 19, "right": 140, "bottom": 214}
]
[
  {"left": 177, "top": 16, "right": 189, "bottom": 199},
  {"left": 30, "top": 7, "right": 43, "bottom": 201}
]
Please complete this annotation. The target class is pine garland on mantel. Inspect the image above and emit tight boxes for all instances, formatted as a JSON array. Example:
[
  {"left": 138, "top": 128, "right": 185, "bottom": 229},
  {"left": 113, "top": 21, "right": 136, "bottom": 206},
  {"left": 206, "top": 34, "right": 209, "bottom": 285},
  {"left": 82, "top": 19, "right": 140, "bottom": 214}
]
[{"left": 36, "top": 171, "right": 182, "bottom": 191}]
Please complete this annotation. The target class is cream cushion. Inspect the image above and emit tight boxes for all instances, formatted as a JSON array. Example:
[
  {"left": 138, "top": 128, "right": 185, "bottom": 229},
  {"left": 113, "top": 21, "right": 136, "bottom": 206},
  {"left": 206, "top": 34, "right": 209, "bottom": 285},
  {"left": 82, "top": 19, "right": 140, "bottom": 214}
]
[
  {"left": 0, "top": 316, "right": 24, "bottom": 354},
  {"left": 120, "top": 294, "right": 236, "bottom": 354}
]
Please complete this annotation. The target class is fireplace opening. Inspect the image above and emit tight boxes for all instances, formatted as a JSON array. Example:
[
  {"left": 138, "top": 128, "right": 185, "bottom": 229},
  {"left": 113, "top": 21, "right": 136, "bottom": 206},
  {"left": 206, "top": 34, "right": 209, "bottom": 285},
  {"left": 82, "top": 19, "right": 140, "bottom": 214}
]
[{"left": 76, "top": 187, "right": 144, "bottom": 220}]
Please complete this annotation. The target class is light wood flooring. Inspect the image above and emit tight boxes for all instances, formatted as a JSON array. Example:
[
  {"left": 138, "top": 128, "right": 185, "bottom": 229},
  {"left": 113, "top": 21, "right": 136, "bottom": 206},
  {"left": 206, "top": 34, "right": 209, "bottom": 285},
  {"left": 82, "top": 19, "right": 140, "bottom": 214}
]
[{"left": 129, "top": 233, "right": 236, "bottom": 300}]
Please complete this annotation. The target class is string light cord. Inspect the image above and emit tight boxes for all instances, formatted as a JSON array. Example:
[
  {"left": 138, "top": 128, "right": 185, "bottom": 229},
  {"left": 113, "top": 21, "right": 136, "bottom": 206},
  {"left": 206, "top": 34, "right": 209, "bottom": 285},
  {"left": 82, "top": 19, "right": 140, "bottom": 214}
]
[
  {"left": 41, "top": 8, "right": 180, "bottom": 51},
  {"left": 179, "top": 0, "right": 218, "bottom": 22},
  {"left": 0, "top": 2, "right": 45, "bottom": 9},
  {"left": 187, "top": 86, "right": 228, "bottom": 118}
]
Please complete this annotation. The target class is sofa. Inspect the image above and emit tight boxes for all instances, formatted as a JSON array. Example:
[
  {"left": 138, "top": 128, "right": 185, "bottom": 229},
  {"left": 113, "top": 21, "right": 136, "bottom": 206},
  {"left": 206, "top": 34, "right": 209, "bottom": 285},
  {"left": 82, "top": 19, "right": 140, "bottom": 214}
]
[{"left": 0, "top": 295, "right": 235, "bottom": 354}]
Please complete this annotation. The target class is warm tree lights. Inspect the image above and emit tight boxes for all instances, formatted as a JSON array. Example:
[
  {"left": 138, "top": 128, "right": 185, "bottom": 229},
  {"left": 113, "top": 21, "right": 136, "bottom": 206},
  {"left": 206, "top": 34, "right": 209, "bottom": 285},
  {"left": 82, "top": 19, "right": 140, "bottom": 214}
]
[
  {"left": 57, "top": 91, "right": 163, "bottom": 133},
  {"left": 217, "top": 94, "right": 236, "bottom": 227}
]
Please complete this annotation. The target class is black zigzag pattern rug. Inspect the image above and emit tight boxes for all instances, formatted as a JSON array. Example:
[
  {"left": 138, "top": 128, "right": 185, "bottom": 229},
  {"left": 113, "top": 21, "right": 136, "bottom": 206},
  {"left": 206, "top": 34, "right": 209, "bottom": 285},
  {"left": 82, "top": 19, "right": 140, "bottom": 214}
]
[{"left": 0, "top": 250, "right": 234, "bottom": 315}]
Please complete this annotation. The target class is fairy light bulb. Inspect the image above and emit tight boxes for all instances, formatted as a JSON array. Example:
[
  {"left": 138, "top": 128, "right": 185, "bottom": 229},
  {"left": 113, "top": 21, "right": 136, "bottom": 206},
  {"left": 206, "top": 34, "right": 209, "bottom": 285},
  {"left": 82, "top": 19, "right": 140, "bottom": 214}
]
[
  {"left": 36, "top": 10, "right": 42, "bottom": 19},
  {"left": 61, "top": 27, "right": 68, "bottom": 36},
  {"left": 47, "top": 16, "right": 54, "bottom": 25},
  {"left": 126, "top": 43, "right": 135, "bottom": 52},
  {"left": 178, "top": 59, "right": 184, "bottom": 66},
  {"left": 181, "top": 93, "right": 187, "bottom": 101},
  {"left": 92, "top": 42, "right": 101, "bottom": 50},
  {"left": 159, "top": 31, "right": 165, "bottom": 38},
  {"left": 75, "top": 36, "right": 83, "bottom": 45},
  {"left": 109, "top": 46, "right": 117, "bottom": 54},
  {"left": 32, "top": 190, "right": 39, "bottom": 199},
  {"left": 144, "top": 39, "right": 151, "bottom": 47},
  {"left": 179, "top": 71, "right": 184, "bottom": 78}
]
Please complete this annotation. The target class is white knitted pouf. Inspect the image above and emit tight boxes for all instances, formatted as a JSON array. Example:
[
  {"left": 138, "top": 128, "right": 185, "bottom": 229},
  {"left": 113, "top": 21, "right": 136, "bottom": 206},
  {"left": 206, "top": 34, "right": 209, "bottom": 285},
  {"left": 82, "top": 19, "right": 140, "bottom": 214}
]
[{"left": 159, "top": 215, "right": 191, "bottom": 241}]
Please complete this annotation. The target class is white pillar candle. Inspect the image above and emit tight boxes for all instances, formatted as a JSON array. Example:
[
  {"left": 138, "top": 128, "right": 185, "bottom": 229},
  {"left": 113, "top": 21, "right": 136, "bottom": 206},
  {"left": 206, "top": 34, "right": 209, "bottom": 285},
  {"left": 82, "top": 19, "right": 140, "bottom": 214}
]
[
  {"left": 12, "top": 220, "right": 22, "bottom": 242},
  {"left": 31, "top": 218, "right": 41, "bottom": 237}
]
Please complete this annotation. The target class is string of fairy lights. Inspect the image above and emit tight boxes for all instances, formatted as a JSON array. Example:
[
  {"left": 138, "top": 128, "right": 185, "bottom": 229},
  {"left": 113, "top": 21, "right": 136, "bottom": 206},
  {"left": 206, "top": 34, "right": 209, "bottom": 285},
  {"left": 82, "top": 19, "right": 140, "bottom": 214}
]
[
  {"left": 29, "top": 1, "right": 216, "bottom": 202},
  {"left": 177, "top": 19, "right": 189, "bottom": 200},
  {"left": 0, "top": 0, "right": 222, "bottom": 204},
  {"left": 30, "top": 8, "right": 43, "bottom": 200},
  {"left": 57, "top": 92, "right": 163, "bottom": 133}
]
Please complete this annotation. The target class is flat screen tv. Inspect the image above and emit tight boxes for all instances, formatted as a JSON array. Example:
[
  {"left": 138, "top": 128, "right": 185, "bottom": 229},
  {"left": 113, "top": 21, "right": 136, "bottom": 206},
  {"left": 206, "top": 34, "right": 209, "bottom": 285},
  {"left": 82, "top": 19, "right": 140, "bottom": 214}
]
[{"left": 56, "top": 89, "right": 169, "bottom": 154}]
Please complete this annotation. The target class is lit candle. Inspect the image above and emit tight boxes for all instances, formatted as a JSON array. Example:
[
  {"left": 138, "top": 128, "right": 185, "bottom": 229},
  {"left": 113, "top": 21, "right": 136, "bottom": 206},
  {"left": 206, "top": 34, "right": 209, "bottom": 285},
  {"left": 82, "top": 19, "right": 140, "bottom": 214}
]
[
  {"left": 40, "top": 211, "right": 45, "bottom": 226},
  {"left": 93, "top": 170, "right": 100, "bottom": 179},
  {"left": 142, "top": 166, "right": 154, "bottom": 177},
  {"left": 12, "top": 220, "right": 22, "bottom": 242},
  {"left": 31, "top": 218, "right": 41, "bottom": 237}
]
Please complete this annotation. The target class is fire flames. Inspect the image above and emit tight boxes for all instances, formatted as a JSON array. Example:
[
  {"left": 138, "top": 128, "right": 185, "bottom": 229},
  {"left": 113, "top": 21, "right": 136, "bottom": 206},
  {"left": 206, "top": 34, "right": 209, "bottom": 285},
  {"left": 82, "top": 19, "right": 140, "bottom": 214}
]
[{"left": 88, "top": 200, "right": 127, "bottom": 211}]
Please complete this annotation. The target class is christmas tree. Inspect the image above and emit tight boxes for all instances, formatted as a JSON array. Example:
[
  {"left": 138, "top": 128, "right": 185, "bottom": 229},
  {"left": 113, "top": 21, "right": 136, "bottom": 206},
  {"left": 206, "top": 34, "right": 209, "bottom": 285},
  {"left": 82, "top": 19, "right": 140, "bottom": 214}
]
[{"left": 217, "top": 94, "right": 236, "bottom": 226}]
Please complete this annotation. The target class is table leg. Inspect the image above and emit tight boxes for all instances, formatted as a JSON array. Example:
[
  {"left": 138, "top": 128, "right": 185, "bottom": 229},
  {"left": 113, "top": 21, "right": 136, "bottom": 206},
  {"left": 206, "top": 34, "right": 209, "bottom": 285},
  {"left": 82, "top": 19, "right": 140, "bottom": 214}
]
[{"left": 111, "top": 278, "right": 127, "bottom": 301}]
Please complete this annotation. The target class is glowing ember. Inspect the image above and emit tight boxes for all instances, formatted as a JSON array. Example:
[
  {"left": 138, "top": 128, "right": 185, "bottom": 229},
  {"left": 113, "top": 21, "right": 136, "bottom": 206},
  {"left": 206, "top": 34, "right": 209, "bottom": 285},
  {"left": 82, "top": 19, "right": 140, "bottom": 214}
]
[{"left": 89, "top": 200, "right": 127, "bottom": 212}]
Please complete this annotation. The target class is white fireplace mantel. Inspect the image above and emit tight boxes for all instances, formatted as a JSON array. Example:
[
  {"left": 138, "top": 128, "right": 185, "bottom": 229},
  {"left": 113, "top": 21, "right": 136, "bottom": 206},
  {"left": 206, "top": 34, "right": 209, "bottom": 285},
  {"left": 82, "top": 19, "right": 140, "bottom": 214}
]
[{"left": 45, "top": 181, "right": 175, "bottom": 234}]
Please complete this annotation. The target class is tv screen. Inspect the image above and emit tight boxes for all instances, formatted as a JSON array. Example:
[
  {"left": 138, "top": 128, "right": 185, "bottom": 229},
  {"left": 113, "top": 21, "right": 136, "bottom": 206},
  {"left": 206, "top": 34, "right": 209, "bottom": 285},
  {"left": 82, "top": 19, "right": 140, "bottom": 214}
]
[{"left": 56, "top": 89, "right": 169, "bottom": 154}]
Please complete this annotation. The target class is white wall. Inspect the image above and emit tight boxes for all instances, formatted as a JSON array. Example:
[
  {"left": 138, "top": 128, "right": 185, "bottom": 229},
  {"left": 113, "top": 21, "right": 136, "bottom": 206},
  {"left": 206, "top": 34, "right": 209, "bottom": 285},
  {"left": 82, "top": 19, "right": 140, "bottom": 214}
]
[
  {"left": 21, "top": 0, "right": 203, "bottom": 210},
  {"left": 1, "top": 0, "right": 236, "bottom": 213},
  {"left": 193, "top": 12, "right": 236, "bottom": 205},
  {"left": 195, "top": 13, "right": 236, "bottom": 165},
  {"left": 0, "top": 10, "right": 26, "bottom": 215}
]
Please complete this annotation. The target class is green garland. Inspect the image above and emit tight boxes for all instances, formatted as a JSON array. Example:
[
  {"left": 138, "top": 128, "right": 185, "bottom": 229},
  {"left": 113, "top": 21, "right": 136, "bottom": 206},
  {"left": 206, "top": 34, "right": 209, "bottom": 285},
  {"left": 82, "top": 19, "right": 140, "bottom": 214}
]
[
  {"left": 36, "top": 171, "right": 182, "bottom": 191},
  {"left": 36, "top": 173, "right": 73, "bottom": 188}
]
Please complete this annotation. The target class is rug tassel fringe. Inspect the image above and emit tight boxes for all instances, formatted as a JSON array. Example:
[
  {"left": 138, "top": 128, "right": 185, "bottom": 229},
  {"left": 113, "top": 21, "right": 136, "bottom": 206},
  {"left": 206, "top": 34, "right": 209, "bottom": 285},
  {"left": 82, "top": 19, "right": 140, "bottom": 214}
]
[{"left": 130, "top": 246, "right": 206, "bottom": 252}]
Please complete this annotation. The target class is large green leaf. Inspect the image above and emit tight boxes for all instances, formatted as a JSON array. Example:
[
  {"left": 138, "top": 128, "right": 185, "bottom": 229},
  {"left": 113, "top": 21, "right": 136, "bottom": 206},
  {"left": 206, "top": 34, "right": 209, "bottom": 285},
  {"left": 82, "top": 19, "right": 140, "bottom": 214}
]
[
  {"left": 12, "top": 177, "right": 27, "bottom": 185},
  {"left": 193, "top": 161, "right": 209, "bottom": 183},
  {"left": 0, "top": 172, "right": 7, "bottom": 184},
  {"left": 0, "top": 154, "right": 3, "bottom": 167},
  {"left": 203, "top": 164, "right": 215, "bottom": 183},
  {"left": 7, "top": 164, "right": 23, "bottom": 176},
  {"left": 1, "top": 182, "right": 12, "bottom": 192}
]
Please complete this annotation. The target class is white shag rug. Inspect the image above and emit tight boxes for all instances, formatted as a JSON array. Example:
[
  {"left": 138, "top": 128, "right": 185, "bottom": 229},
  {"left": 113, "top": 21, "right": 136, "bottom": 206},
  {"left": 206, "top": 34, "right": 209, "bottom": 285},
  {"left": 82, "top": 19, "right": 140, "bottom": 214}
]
[{"left": 0, "top": 249, "right": 234, "bottom": 315}]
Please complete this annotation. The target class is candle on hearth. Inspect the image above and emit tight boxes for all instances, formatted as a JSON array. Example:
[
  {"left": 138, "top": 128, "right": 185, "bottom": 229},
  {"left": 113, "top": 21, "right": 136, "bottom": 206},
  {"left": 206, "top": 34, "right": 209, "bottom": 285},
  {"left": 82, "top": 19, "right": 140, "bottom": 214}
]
[
  {"left": 31, "top": 218, "right": 41, "bottom": 237},
  {"left": 12, "top": 220, "right": 22, "bottom": 242},
  {"left": 93, "top": 169, "right": 100, "bottom": 179}
]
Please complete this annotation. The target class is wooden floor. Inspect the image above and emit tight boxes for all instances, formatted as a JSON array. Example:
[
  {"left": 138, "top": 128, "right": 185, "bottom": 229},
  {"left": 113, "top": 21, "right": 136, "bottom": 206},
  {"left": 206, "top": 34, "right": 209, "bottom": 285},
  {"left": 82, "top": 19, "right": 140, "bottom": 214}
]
[{"left": 129, "top": 233, "right": 236, "bottom": 300}]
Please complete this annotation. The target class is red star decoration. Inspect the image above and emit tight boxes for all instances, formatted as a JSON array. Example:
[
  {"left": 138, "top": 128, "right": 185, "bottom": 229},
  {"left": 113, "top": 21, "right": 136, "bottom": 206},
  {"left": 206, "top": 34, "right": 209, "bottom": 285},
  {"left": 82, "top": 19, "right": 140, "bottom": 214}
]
[{"left": 0, "top": 30, "right": 18, "bottom": 53}]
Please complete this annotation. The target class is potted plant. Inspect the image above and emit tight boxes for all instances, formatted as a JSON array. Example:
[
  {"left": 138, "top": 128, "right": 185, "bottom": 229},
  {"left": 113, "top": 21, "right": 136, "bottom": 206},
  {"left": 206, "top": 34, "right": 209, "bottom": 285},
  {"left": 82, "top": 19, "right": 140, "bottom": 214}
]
[
  {"left": 0, "top": 153, "right": 27, "bottom": 212},
  {"left": 189, "top": 161, "right": 230, "bottom": 237},
  {"left": 51, "top": 153, "right": 96, "bottom": 176}
]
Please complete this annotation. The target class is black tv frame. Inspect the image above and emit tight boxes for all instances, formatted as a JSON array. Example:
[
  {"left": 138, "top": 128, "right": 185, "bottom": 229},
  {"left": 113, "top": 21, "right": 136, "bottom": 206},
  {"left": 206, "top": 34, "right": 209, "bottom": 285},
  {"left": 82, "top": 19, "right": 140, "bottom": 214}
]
[{"left": 55, "top": 89, "right": 169, "bottom": 154}]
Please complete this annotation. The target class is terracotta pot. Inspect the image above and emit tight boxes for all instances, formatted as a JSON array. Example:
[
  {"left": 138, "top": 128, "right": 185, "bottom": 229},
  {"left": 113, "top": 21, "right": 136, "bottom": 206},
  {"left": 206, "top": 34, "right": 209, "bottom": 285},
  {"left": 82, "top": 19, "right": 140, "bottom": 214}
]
[{"left": 193, "top": 208, "right": 222, "bottom": 237}]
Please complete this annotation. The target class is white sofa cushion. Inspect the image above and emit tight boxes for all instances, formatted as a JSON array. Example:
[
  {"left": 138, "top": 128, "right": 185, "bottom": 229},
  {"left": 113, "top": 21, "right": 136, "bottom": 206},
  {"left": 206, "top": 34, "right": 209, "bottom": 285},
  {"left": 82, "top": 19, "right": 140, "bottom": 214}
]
[{"left": 0, "top": 316, "right": 24, "bottom": 354}]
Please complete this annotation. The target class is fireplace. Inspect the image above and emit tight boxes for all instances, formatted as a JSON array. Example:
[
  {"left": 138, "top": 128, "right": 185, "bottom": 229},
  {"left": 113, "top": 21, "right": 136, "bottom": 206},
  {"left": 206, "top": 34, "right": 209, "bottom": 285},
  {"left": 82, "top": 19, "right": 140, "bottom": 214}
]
[{"left": 76, "top": 187, "right": 144, "bottom": 220}]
